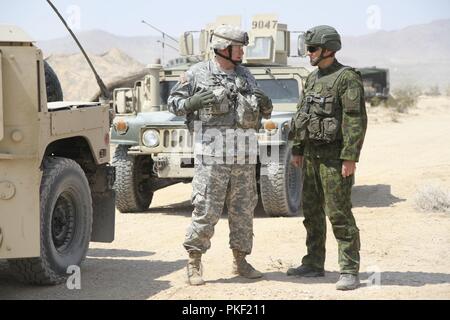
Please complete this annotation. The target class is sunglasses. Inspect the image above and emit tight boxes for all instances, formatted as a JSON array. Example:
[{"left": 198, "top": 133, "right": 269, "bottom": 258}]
[{"left": 307, "top": 46, "right": 320, "bottom": 53}]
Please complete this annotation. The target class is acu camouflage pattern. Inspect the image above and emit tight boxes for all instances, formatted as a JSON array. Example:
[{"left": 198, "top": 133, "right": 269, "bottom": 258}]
[
  {"left": 168, "top": 59, "right": 271, "bottom": 254},
  {"left": 290, "top": 59, "right": 367, "bottom": 275},
  {"left": 183, "top": 163, "right": 257, "bottom": 254},
  {"left": 168, "top": 60, "right": 272, "bottom": 130},
  {"left": 168, "top": 60, "right": 272, "bottom": 159}
]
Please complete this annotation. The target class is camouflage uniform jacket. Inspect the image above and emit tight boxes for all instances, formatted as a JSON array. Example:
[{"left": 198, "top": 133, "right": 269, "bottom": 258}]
[
  {"left": 291, "top": 59, "right": 367, "bottom": 161},
  {"left": 168, "top": 59, "right": 272, "bottom": 159}
]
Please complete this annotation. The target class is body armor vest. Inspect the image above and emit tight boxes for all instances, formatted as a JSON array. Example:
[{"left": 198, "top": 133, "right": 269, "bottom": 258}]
[
  {"left": 294, "top": 66, "right": 351, "bottom": 144},
  {"left": 193, "top": 61, "right": 260, "bottom": 130}
]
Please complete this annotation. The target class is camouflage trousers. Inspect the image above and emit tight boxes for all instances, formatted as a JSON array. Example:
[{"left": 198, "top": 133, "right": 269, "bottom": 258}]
[
  {"left": 183, "top": 162, "right": 258, "bottom": 254},
  {"left": 301, "top": 157, "right": 361, "bottom": 274}
]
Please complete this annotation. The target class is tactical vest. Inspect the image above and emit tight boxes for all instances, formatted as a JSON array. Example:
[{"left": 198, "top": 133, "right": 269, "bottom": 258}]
[
  {"left": 294, "top": 66, "right": 351, "bottom": 144},
  {"left": 192, "top": 62, "right": 260, "bottom": 130}
]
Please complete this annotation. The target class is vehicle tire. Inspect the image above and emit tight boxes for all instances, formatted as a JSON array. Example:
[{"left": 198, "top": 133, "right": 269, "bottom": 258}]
[
  {"left": 113, "top": 145, "right": 153, "bottom": 213},
  {"left": 260, "top": 145, "right": 302, "bottom": 217},
  {"left": 44, "top": 60, "right": 63, "bottom": 102},
  {"left": 8, "top": 157, "right": 93, "bottom": 285}
]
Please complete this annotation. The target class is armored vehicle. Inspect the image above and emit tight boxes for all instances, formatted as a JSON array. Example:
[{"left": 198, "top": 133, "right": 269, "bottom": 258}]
[
  {"left": 357, "top": 67, "right": 390, "bottom": 104},
  {"left": 0, "top": 22, "right": 115, "bottom": 285},
  {"left": 111, "top": 15, "right": 309, "bottom": 217}
]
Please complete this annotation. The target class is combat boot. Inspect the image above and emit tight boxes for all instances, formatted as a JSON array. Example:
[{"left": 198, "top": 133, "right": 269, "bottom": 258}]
[
  {"left": 336, "top": 274, "right": 360, "bottom": 290},
  {"left": 187, "top": 251, "right": 204, "bottom": 286},
  {"left": 232, "top": 249, "right": 263, "bottom": 279},
  {"left": 286, "top": 264, "right": 325, "bottom": 277}
]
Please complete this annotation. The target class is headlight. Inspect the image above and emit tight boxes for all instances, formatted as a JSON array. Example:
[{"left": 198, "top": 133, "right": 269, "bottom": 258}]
[
  {"left": 264, "top": 120, "right": 277, "bottom": 131},
  {"left": 142, "top": 129, "right": 160, "bottom": 148},
  {"left": 114, "top": 119, "right": 129, "bottom": 135}
]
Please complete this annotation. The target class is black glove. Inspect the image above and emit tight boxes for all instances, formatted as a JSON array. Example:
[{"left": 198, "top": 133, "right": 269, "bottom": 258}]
[
  {"left": 184, "top": 90, "right": 215, "bottom": 112},
  {"left": 254, "top": 88, "right": 273, "bottom": 119},
  {"left": 254, "top": 88, "right": 270, "bottom": 106}
]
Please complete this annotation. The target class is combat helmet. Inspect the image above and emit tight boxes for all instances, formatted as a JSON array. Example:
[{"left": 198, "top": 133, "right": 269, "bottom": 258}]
[
  {"left": 210, "top": 24, "right": 249, "bottom": 49},
  {"left": 305, "top": 25, "right": 341, "bottom": 52},
  {"left": 210, "top": 24, "right": 249, "bottom": 64}
]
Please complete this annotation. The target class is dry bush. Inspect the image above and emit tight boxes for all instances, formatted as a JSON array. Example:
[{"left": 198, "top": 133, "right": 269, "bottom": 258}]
[
  {"left": 424, "top": 85, "right": 441, "bottom": 97},
  {"left": 414, "top": 184, "right": 450, "bottom": 214},
  {"left": 386, "top": 86, "right": 421, "bottom": 113}
]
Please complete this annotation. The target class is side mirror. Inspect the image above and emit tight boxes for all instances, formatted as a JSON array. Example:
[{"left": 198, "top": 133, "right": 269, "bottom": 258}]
[
  {"left": 199, "top": 29, "right": 210, "bottom": 54},
  {"left": 179, "top": 32, "right": 194, "bottom": 56},
  {"left": 297, "top": 32, "right": 306, "bottom": 57}
]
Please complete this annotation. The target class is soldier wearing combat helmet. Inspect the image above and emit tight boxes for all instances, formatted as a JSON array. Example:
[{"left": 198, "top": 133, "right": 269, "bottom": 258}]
[
  {"left": 168, "top": 24, "right": 273, "bottom": 285},
  {"left": 287, "top": 25, "right": 367, "bottom": 290}
]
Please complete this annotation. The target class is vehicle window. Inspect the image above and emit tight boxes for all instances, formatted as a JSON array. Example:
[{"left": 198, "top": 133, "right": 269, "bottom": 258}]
[
  {"left": 246, "top": 37, "right": 272, "bottom": 60},
  {"left": 160, "top": 81, "right": 177, "bottom": 105},
  {"left": 257, "top": 79, "right": 299, "bottom": 104}
]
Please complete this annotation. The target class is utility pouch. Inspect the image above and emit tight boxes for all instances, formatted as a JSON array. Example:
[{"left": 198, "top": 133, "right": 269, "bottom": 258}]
[
  {"left": 199, "top": 87, "right": 230, "bottom": 123},
  {"left": 306, "top": 94, "right": 341, "bottom": 143},
  {"left": 236, "top": 92, "right": 260, "bottom": 129}
]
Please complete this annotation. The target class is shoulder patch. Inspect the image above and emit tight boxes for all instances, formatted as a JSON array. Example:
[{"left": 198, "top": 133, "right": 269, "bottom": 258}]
[
  {"left": 314, "top": 82, "right": 323, "bottom": 93},
  {"left": 348, "top": 88, "right": 359, "bottom": 101}
]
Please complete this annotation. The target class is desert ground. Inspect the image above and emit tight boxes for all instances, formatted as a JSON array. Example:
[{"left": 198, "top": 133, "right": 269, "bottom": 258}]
[{"left": 0, "top": 96, "right": 449, "bottom": 300}]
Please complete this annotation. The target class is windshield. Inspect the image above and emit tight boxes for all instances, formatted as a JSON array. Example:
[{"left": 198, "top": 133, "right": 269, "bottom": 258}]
[
  {"left": 257, "top": 79, "right": 300, "bottom": 104},
  {"left": 160, "top": 81, "right": 177, "bottom": 105}
]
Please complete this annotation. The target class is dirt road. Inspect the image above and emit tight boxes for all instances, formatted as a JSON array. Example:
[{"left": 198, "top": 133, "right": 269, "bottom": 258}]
[{"left": 1, "top": 97, "right": 449, "bottom": 300}]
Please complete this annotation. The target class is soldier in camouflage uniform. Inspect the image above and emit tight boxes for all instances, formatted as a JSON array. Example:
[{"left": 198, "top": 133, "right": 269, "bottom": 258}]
[
  {"left": 168, "top": 25, "right": 273, "bottom": 286},
  {"left": 287, "top": 25, "right": 367, "bottom": 290}
]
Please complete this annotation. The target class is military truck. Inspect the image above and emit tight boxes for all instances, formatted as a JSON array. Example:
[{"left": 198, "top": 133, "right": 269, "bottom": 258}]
[
  {"left": 111, "top": 15, "right": 309, "bottom": 217},
  {"left": 0, "top": 23, "right": 115, "bottom": 285},
  {"left": 357, "top": 67, "right": 390, "bottom": 104}
]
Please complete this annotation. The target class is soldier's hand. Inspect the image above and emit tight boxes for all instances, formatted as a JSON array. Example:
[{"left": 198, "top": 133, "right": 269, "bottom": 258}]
[
  {"left": 342, "top": 160, "right": 356, "bottom": 177},
  {"left": 291, "top": 155, "right": 303, "bottom": 168},
  {"left": 184, "top": 90, "right": 215, "bottom": 112},
  {"left": 254, "top": 88, "right": 270, "bottom": 106}
]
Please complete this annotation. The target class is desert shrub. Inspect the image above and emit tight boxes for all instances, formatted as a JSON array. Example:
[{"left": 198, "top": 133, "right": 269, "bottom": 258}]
[
  {"left": 386, "top": 86, "right": 421, "bottom": 113},
  {"left": 424, "top": 85, "right": 441, "bottom": 97},
  {"left": 414, "top": 184, "right": 450, "bottom": 214},
  {"left": 446, "top": 85, "right": 450, "bottom": 97}
]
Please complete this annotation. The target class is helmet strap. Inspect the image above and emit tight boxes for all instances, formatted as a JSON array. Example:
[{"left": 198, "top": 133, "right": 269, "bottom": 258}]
[
  {"left": 312, "top": 48, "right": 335, "bottom": 66},
  {"left": 214, "top": 47, "right": 242, "bottom": 65}
]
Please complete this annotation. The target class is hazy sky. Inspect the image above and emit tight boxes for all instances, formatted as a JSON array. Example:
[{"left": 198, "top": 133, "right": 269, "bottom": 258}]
[{"left": 2, "top": 0, "right": 450, "bottom": 40}]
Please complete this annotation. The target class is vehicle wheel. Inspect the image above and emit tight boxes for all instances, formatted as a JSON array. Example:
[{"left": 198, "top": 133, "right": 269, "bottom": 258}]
[
  {"left": 44, "top": 61, "right": 63, "bottom": 102},
  {"left": 113, "top": 145, "right": 153, "bottom": 213},
  {"left": 260, "top": 146, "right": 302, "bottom": 217},
  {"left": 8, "top": 157, "right": 93, "bottom": 285}
]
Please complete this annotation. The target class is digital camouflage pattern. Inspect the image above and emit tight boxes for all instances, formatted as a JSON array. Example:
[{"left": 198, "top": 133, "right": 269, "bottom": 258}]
[
  {"left": 168, "top": 60, "right": 272, "bottom": 130},
  {"left": 290, "top": 59, "right": 367, "bottom": 275},
  {"left": 168, "top": 60, "right": 272, "bottom": 160},
  {"left": 210, "top": 25, "right": 249, "bottom": 50},
  {"left": 168, "top": 57, "right": 272, "bottom": 255},
  {"left": 183, "top": 162, "right": 258, "bottom": 254}
]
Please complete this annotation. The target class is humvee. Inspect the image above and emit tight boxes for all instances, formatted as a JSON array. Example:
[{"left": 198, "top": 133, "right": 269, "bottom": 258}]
[
  {"left": 111, "top": 14, "right": 309, "bottom": 217},
  {"left": 357, "top": 67, "right": 390, "bottom": 104},
  {"left": 0, "top": 23, "right": 115, "bottom": 285}
]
